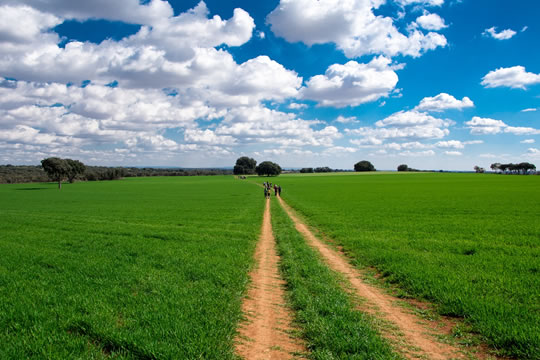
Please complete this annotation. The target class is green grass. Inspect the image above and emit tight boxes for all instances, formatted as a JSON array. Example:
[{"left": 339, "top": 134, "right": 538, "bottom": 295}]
[
  {"left": 270, "top": 198, "right": 400, "bottom": 360},
  {"left": 266, "top": 172, "right": 540, "bottom": 359},
  {"left": 0, "top": 176, "right": 264, "bottom": 359}
]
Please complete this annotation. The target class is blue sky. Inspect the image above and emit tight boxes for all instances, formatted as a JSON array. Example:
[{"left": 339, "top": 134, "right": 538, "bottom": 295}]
[{"left": 0, "top": 0, "right": 538, "bottom": 170}]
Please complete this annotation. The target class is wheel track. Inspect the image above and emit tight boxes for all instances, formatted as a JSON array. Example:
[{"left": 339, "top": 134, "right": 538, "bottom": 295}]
[
  {"left": 235, "top": 198, "right": 305, "bottom": 360},
  {"left": 277, "top": 195, "right": 469, "bottom": 360}
]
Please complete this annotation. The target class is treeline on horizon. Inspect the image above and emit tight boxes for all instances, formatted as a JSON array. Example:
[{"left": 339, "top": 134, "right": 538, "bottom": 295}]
[
  {"left": 0, "top": 164, "right": 232, "bottom": 184},
  {"left": 2, "top": 159, "right": 538, "bottom": 184},
  {"left": 489, "top": 162, "right": 537, "bottom": 174}
]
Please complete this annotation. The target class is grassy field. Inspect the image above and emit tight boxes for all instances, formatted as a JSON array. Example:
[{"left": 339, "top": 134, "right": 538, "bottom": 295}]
[
  {"left": 0, "top": 177, "right": 263, "bottom": 359},
  {"left": 267, "top": 172, "right": 540, "bottom": 358}
]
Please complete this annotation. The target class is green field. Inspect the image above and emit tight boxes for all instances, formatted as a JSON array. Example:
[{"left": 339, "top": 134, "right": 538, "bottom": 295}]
[
  {"left": 2, "top": 173, "right": 539, "bottom": 359},
  {"left": 269, "top": 172, "right": 540, "bottom": 358},
  {"left": 0, "top": 177, "right": 264, "bottom": 359}
]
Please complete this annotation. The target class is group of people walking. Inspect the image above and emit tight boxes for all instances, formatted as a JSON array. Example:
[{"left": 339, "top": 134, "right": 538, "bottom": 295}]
[{"left": 263, "top": 181, "right": 281, "bottom": 199}]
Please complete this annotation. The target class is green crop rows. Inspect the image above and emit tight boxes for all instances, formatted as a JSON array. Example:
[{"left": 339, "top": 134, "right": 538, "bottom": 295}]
[
  {"left": 272, "top": 172, "right": 540, "bottom": 358},
  {"left": 0, "top": 177, "right": 263, "bottom": 359},
  {"left": 2, "top": 173, "right": 539, "bottom": 359}
]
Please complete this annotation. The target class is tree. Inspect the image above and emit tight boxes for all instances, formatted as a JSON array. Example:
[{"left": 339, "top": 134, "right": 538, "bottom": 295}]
[
  {"left": 300, "top": 167, "right": 314, "bottom": 173},
  {"left": 518, "top": 162, "right": 536, "bottom": 174},
  {"left": 499, "top": 163, "right": 509, "bottom": 173},
  {"left": 65, "top": 159, "right": 86, "bottom": 183},
  {"left": 314, "top": 166, "right": 332, "bottom": 173},
  {"left": 233, "top": 156, "right": 257, "bottom": 175},
  {"left": 397, "top": 164, "right": 408, "bottom": 172},
  {"left": 474, "top": 166, "right": 485, "bottom": 173},
  {"left": 354, "top": 160, "right": 375, "bottom": 172},
  {"left": 490, "top": 163, "right": 501, "bottom": 172},
  {"left": 256, "top": 161, "right": 282, "bottom": 176},
  {"left": 41, "top": 157, "right": 70, "bottom": 189}
]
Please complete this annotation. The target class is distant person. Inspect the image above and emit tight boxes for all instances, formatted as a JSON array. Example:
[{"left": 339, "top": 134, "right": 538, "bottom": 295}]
[
  {"left": 274, "top": 185, "right": 277, "bottom": 196},
  {"left": 278, "top": 185, "right": 281, "bottom": 196}
]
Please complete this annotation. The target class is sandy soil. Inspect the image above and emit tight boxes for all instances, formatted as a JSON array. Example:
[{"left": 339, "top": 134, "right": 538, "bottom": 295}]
[
  {"left": 277, "top": 196, "right": 469, "bottom": 360},
  {"left": 235, "top": 199, "right": 306, "bottom": 360}
]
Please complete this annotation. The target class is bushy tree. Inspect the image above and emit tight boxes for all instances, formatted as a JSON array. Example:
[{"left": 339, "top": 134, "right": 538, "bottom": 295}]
[
  {"left": 397, "top": 164, "right": 408, "bottom": 172},
  {"left": 233, "top": 156, "right": 257, "bottom": 175},
  {"left": 256, "top": 161, "right": 282, "bottom": 176},
  {"left": 474, "top": 165, "right": 485, "bottom": 173},
  {"left": 41, "top": 157, "right": 87, "bottom": 188},
  {"left": 300, "top": 167, "right": 314, "bottom": 173},
  {"left": 66, "top": 159, "right": 86, "bottom": 183},
  {"left": 354, "top": 160, "right": 375, "bottom": 172},
  {"left": 41, "top": 157, "right": 70, "bottom": 189},
  {"left": 314, "top": 166, "right": 332, "bottom": 173}
]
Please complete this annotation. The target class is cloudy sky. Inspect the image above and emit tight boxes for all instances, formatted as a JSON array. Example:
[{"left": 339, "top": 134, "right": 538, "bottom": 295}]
[{"left": 0, "top": 0, "right": 538, "bottom": 170}]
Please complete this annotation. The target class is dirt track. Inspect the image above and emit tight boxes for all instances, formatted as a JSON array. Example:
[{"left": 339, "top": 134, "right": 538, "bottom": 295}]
[
  {"left": 277, "top": 196, "right": 466, "bottom": 360},
  {"left": 235, "top": 199, "right": 305, "bottom": 360}
]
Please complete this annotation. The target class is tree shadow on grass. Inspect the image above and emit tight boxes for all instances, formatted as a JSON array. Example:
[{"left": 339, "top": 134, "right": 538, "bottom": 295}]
[{"left": 15, "top": 187, "right": 50, "bottom": 191}]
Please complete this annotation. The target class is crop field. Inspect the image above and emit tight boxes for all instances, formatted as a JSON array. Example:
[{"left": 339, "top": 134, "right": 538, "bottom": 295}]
[
  {"left": 0, "top": 177, "right": 264, "bottom": 359},
  {"left": 270, "top": 172, "right": 539, "bottom": 358},
  {"left": 2, "top": 173, "right": 539, "bottom": 359}
]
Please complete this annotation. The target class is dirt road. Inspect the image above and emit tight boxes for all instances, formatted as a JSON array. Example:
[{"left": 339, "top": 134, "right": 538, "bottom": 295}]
[
  {"left": 235, "top": 199, "right": 305, "bottom": 360},
  {"left": 277, "top": 196, "right": 467, "bottom": 360}
]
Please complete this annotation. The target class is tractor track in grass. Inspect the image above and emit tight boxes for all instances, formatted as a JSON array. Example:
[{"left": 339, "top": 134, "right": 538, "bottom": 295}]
[
  {"left": 277, "top": 195, "right": 476, "bottom": 360},
  {"left": 235, "top": 198, "right": 306, "bottom": 360}
]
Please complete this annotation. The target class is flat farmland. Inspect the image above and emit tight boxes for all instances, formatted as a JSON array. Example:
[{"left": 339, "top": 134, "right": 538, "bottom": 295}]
[
  {"left": 272, "top": 172, "right": 540, "bottom": 358},
  {"left": 0, "top": 177, "right": 263, "bottom": 359}
]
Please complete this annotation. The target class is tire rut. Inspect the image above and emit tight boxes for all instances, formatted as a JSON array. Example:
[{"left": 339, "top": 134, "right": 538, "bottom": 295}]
[
  {"left": 277, "top": 196, "right": 470, "bottom": 360},
  {"left": 235, "top": 198, "right": 305, "bottom": 360}
]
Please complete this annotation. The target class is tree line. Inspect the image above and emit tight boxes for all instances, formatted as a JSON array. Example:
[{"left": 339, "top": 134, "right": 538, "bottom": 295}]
[
  {"left": 1, "top": 159, "right": 232, "bottom": 185},
  {"left": 489, "top": 162, "right": 536, "bottom": 174},
  {"left": 234, "top": 157, "right": 379, "bottom": 176}
]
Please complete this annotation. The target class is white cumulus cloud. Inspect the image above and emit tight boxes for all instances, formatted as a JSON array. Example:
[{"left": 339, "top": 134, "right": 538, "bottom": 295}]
[
  {"left": 301, "top": 56, "right": 400, "bottom": 107},
  {"left": 347, "top": 110, "right": 453, "bottom": 144},
  {"left": 334, "top": 115, "right": 359, "bottom": 124},
  {"left": 483, "top": 27, "right": 517, "bottom": 40},
  {"left": 415, "top": 93, "right": 474, "bottom": 112},
  {"left": 215, "top": 106, "right": 342, "bottom": 147},
  {"left": 0, "top": 5, "right": 62, "bottom": 44},
  {"left": 1, "top": 0, "right": 174, "bottom": 26},
  {"left": 288, "top": 102, "right": 308, "bottom": 110},
  {"left": 395, "top": 0, "right": 444, "bottom": 7},
  {"left": 267, "top": 0, "right": 447, "bottom": 58},
  {"left": 465, "top": 116, "right": 540, "bottom": 135},
  {"left": 414, "top": 12, "right": 447, "bottom": 31},
  {"left": 481, "top": 66, "right": 540, "bottom": 89},
  {"left": 436, "top": 140, "right": 464, "bottom": 149}
]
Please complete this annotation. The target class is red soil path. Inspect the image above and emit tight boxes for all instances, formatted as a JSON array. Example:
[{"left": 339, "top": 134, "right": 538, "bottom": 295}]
[{"left": 235, "top": 199, "right": 305, "bottom": 360}]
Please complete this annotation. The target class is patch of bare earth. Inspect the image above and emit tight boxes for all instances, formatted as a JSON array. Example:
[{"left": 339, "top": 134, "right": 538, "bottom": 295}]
[
  {"left": 277, "top": 196, "right": 495, "bottom": 360},
  {"left": 235, "top": 199, "right": 306, "bottom": 360}
]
